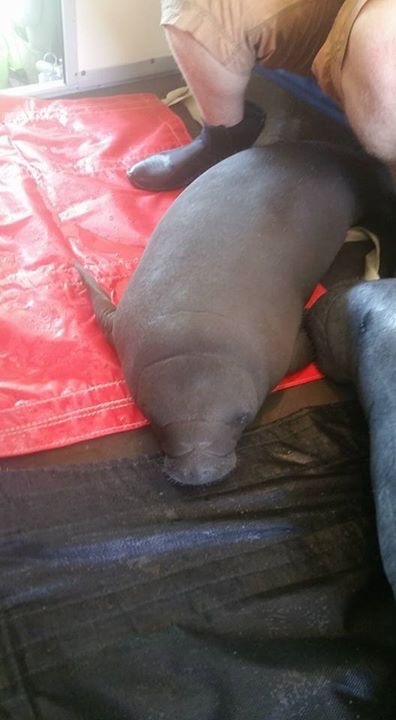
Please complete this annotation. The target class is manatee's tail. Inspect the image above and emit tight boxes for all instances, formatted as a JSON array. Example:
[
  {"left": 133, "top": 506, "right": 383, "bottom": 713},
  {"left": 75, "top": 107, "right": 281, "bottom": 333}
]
[
  {"left": 306, "top": 280, "right": 396, "bottom": 597},
  {"left": 350, "top": 281, "right": 396, "bottom": 598},
  {"left": 75, "top": 264, "right": 116, "bottom": 345}
]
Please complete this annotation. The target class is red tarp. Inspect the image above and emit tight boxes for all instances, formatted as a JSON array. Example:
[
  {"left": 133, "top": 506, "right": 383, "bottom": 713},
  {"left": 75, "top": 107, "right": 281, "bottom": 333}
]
[{"left": 0, "top": 93, "right": 322, "bottom": 457}]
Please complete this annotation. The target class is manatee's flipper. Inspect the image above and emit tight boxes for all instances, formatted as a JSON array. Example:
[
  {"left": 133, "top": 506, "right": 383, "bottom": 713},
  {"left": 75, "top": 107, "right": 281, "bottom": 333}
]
[
  {"left": 304, "top": 281, "right": 358, "bottom": 383},
  {"left": 307, "top": 279, "right": 396, "bottom": 597},
  {"left": 287, "top": 327, "right": 314, "bottom": 375},
  {"left": 75, "top": 264, "right": 116, "bottom": 345}
]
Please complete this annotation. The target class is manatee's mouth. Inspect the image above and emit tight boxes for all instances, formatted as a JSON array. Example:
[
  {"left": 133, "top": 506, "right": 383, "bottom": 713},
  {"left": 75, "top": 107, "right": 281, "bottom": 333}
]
[{"left": 164, "top": 450, "right": 237, "bottom": 487}]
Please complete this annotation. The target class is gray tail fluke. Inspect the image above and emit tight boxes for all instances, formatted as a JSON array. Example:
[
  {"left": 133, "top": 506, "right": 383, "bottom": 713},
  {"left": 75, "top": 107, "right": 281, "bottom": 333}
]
[{"left": 75, "top": 264, "right": 116, "bottom": 345}]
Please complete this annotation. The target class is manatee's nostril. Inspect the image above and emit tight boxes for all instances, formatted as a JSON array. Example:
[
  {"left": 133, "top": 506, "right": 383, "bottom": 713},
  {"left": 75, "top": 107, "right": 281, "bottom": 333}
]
[{"left": 164, "top": 451, "right": 236, "bottom": 487}]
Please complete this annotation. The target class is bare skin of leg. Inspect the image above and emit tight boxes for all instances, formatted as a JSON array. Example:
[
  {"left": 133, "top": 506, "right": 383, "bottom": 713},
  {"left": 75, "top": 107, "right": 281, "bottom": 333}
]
[
  {"left": 165, "top": 25, "right": 252, "bottom": 127},
  {"left": 341, "top": 0, "right": 396, "bottom": 165}
]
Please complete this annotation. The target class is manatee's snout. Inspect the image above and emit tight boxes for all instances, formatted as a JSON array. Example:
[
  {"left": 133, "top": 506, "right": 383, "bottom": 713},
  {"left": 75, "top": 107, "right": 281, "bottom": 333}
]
[
  {"left": 157, "top": 418, "right": 249, "bottom": 486},
  {"left": 164, "top": 450, "right": 237, "bottom": 487}
]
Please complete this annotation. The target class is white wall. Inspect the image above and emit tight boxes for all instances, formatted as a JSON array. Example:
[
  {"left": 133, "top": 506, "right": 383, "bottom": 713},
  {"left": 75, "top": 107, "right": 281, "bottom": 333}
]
[{"left": 75, "top": 0, "right": 169, "bottom": 72}]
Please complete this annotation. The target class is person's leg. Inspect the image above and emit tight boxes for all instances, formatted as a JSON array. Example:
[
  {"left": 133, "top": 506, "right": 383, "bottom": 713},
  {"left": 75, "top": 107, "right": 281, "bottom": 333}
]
[
  {"left": 340, "top": 0, "right": 396, "bottom": 163},
  {"left": 128, "top": 0, "right": 342, "bottom": 192},
  {"left": 127, "top": 26, "right": 263, "bottom": 192},
  {"left": 166, "top": 26, "right": 249, "bottom": 127}
]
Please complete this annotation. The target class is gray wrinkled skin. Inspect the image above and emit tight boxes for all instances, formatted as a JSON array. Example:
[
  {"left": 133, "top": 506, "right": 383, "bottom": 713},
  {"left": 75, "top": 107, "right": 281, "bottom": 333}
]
[
  {"left": 306, "top": 280, "right": 396, "bottom": 597},
  {"left": 78, "top": 141, "right": 395, "bottom": 487}
]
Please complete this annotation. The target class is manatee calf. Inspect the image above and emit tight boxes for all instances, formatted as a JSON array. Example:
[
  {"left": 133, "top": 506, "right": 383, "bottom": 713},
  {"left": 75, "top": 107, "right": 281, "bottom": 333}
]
[
  {"left": 77, "top": 141, "right": 395, "bottom": 486},
  {"left": 306, "top": 279, "right": 396, "bottom": 597}
]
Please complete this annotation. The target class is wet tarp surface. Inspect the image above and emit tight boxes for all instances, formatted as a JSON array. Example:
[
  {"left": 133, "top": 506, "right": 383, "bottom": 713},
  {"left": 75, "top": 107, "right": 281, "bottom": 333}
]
[
  {"left": 0, "top": 93, "right": 322, "bottom": 458},
  {"left": 1, "top": 400, "right": 395, "bottom": 719}
]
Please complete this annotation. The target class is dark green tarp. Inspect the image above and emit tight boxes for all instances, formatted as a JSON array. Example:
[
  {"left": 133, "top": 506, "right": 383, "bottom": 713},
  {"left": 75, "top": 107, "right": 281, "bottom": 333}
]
[{"left": 1, "top": 401, "right": 395, "bottom": 719}]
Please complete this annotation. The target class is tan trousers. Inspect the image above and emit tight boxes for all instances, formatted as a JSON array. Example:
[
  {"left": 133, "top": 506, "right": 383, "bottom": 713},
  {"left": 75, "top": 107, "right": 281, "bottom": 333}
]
[{"left": 161, "top": 0, "right": 370, "bottom": 105}]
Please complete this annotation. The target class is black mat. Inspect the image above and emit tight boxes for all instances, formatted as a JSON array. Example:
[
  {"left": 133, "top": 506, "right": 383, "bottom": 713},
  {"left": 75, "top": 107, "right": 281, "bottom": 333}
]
[{"left": 0, "top": 401, "right": 395, "bottom": 719}]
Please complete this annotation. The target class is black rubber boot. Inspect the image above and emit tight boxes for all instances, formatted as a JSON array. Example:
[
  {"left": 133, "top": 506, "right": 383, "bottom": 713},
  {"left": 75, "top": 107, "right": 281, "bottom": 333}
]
[{"left": 127, "top": 101, "right": 266, "bottom": 191}]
